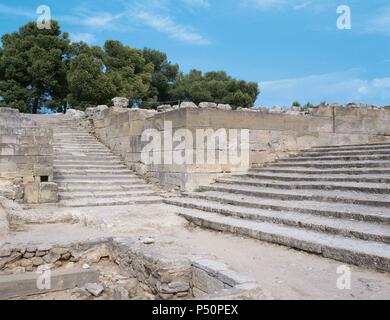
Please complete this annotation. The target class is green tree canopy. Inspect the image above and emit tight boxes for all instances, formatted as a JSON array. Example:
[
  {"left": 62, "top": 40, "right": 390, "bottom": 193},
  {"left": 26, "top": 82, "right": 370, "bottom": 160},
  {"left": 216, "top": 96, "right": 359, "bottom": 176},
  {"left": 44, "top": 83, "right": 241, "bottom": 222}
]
[
  {"left": 169, "top": 70, "right": 259, "bottom": 109},
  {"left": 0, "top": 21, "right": 70, "bottom": 113},
  {"left": 0, "top": 21, "right": 260, "bottom": 112}
]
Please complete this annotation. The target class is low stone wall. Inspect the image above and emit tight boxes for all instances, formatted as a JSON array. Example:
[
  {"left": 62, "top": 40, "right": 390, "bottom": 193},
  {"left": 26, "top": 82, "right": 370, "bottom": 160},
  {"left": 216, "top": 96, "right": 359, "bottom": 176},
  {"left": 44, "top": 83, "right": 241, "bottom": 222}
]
[
  {"left": 0, "top": 237, "right": 262, "bottom": 300},
  {"left": 0, "top": 108, "right": 58, "bottom": 203},
  {"left": 89, "top": 104, "right": 390, "bottom": 191}
]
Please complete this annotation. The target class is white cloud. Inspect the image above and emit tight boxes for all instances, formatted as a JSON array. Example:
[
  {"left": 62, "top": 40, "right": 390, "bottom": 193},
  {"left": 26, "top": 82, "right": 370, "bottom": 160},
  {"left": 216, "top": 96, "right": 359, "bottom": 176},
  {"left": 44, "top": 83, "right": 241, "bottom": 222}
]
[
  {"left": 365, "top": 5, "right": 390, "bottom": 36},
  {"left": 250, "top": 0, "right": 287, "bottom": 11},
  {"left": 185, "top": 0, "right": 210, "bottom": 8},
  {"left": 69, "top": 32, "right": 96, "bottom": 44},
  {"left": 0, "top": 4, "right": 35, "bottom": 18},
  {"left": 258, "top": 70, "right": 390, "bottom": 106},
  {"left": 134, "top": 10, "right": 210, "bottom": 45}
]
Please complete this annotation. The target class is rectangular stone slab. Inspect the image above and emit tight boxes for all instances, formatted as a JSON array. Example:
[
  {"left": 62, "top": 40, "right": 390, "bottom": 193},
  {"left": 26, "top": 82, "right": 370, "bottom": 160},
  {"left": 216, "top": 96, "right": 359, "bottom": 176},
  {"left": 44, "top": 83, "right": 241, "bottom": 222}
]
[{"left": 0, "top": 268, "right": 99, "bottom": 299}]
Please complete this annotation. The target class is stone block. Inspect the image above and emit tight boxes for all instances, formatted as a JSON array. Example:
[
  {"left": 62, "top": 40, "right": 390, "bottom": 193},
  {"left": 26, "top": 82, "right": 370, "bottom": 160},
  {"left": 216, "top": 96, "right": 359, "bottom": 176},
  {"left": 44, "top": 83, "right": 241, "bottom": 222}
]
[{"left": 0, "top": 268, "right": 99, "bottom": 299}]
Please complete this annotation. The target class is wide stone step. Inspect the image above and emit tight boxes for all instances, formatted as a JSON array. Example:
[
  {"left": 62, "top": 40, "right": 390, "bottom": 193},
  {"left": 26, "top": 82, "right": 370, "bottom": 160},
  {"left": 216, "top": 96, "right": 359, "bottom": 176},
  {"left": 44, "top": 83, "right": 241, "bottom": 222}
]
[
  {"left": 252, "top": 167, "right": 390, "bottom": 175},
  {"left": 53, "top": 146, "right": 107, "bottom": 150},
  {"left": 215, "top": 177, "right": 390, "bottom": 194},
  {"left": 280, "top": 154, "right": 390, "bottom": 162},
  {"left": 58, "top": 184, "right": 149, "bottom": 192},
  {"left": 57, "top": 179, "right": 144, "bottom": 186},
  {"left": 59, "top": 196, "right": 162, "bottom": 207},
  {"left": 299, "top": 149, "right": 390, "bottom": 158},
  {"left": 54, "top": 160, "right": 123, "bottom": 166},
  {"left": 201, "top": 184, "right": 390, "bottom": 207},
  {"left": 54, "top": 164, "right": 127, "bottom": 170},
  {"left": 271, "top": 160, "right": 390, "bottom": 169},
  {"left": 55, "top": 156, "right": 120, "bottom": 161},
  {"left": 55, "top": 175, "right": 141, "bottom": 182},
  {"left": 183, "top": 191, "right": 390, "bottom": 224},
  {"left": 312, "top": 142, "right": 390, "bottom": 150},
  {"left": 59, "top": 190, "right": 156, "bottom": 200},
  {"left": 167, "top": 198, "right": 390, "bottom": 243},
  {"left": 303, "top": 144, "right": 390, "bottom": 153},
  {"left": 178, "top": 210, "right": 390, "bottom": 272},
  {"left": 54, "top": 169, "right": 131, "bottom": 174},
  {"left": 245, "top": 172, "right": 390, "bottom": 184}
]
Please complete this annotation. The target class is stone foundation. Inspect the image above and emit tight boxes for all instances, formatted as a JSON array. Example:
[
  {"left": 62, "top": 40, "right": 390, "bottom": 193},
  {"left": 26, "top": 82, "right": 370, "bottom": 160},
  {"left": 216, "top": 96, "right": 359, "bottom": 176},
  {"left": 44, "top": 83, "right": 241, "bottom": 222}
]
[{"left": 0, "top": 108, "right": 58, "bottom": 203}]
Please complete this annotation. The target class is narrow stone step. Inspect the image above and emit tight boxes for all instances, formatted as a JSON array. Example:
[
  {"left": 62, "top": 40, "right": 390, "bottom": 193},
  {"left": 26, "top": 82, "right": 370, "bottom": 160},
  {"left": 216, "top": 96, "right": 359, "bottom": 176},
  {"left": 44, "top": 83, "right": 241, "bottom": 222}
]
[
  {"left": 167, "top": 198, "right": 390, "bottom": 243},
  {"left": 201, "top": 184, "right": 390, "bottom": 207},
  {"left": 216, "top": 177, "right": 390, "bottom": 194},
  {"left": 182, "top": 191, "right": 390, "bottom": 224},
  {"left": 54, "top": 175, "right": 141, "bottom": 182},
  {"left": 57, "top": 179, "right": 144, "bottom": 186},
  {"left": 54, "top": 169, "right": 131, "bottom": 174},
  {"left": 59, "top": 196, "right": 162, "bottom": 207},
  {"left": 54, "top": 164, "right": 127, "bottom": 170},
  {"left": 54, "top": 160, "right": 123, "bottom": 166},
  {"left": 58, "top": 184, "right": 149, "bottom": 192},
  {"left": 252, "top": 167, "right": 390, "bottom": 175},
  {"left": 304, "top": 144, "right": 390, "bottom": 153},
  {"left": 280, "top": 154, "right": 390, "bottom": 162},
  {"left": 177, "top": 210, "right": 390, "bottom": 272},
  {"left": 59, "top": 190, "right": 156, "bottom": 200},
  {"left": 271, "top": 160, "right": 390, "bottom": 169},
  {"left": 245, "top": 172, "right": 390, "bottom": 184},
  {"left": 300, "top": 149, "right": 390, "bottom": 158},
  {"left": 312, "top": 142, "right": 390, "bottom": 150},
  {"left": 55, "top": 156, "right": 120, "bottom": 161}
]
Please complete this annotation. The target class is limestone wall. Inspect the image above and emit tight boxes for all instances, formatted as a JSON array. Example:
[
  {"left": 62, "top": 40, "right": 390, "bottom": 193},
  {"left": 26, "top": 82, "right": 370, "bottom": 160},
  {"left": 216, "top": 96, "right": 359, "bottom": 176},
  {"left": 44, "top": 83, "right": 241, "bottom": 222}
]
[
  {"left": 90, "top": 105, "right": 390, "bottom": 191},
  {"left": 0, "top": 108, "right": 58, "bottom": 203}
]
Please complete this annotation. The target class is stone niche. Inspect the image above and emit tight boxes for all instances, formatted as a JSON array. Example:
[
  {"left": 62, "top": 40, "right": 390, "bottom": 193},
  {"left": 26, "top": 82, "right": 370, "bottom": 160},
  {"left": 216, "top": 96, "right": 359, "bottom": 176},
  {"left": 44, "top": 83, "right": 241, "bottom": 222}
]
[{"left": 0, "top": 108, "right": 58, "bottom": 203}]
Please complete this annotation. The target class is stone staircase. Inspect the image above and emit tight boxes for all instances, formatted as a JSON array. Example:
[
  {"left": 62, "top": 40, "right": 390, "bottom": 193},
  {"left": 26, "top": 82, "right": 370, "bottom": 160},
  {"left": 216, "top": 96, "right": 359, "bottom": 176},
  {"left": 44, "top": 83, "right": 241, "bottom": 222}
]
[
  {"left": 49, "top": 116, "right": 161, "bottom": 207},
  {"left": 166, "top": 142, "right": 390, "bottom": 272}
]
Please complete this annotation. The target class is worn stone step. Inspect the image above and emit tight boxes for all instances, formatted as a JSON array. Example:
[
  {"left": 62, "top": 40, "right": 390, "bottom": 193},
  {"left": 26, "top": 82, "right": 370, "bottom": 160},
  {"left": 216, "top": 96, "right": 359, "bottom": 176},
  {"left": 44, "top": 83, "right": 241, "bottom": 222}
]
[
  {"left": 304, "top": 144, "right": 390, "bottom": 153},
  {"left": 252, "top": 167, "right": 390, "bottom": 175},
  {"left": 280, "top": 154, "right": 390, "bottom": 162},
  {"left": 54, "top": 168, "right": 131, "bottom": 174},
  {"left": 245, "top": 172, "right": 390, "bottom": 184},
  {"left": 312, "top": 142, "right": 390, "bottom": 150},
  {"left": 59, "top": 190, "right": 156, "bottom": 200},
  {"left": 183, "top": 191, "right": 390, "bottom": 224},
  {"left": 59, "top": 196, "right": 162, "bottom": 207},
  {"left": 53, "top": 145, "right": 107, "bottom": 150},
  {"left": 55, "top": 156, "right": 120, "bottom": 161},
  {"left": 299, "top": 149, "right": 390, "bottom": 158},
  {"left": 178, "top": 210, "right": 390, "bottom": 272},
  {"left": 271, "top": 160, "right": 390, "bottom": 169},
  {"left": 215, "top": 177, "right": 390, "bottom": 194},
  {"left": 57, "top": 179, "right": 144, "bottom": 186},
  {"left": 168, "top": 198, "right": 390, "bottom": 243},
  {"left": 55, "top": 175, "right": 141, "bottom": 182},
  {"left": 201, "top": 184, "right": 390, "bottom": 207},
  {"left": 54, "top": 164, "right": 127, "bottom": 170},
  {"left": 58, "top": 184, "right": 149, "bottom": 192},
  {"left": 54, "top": 160, "right": 123, "bottom": 166}
]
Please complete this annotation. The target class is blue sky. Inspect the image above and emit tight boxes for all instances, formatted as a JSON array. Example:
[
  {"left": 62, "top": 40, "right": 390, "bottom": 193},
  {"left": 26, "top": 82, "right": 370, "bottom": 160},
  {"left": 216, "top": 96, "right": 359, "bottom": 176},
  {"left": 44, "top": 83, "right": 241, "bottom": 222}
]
[{"left": 0, "top": 0, "right": 389, "bottom": 106}]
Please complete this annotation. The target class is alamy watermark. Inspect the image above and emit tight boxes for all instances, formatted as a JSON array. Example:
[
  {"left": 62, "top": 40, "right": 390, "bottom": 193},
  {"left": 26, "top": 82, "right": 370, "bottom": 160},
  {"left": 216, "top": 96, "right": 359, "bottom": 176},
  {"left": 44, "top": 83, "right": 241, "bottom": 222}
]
[
  {"left": 36, "top": 5, "right": 51, "bottom": 30},
  {"left": 336, "top": 265, "right": 352, "bottom": 290},
  {"left": 337, "top": 5, "right": 352, "bottom": 30},
  {"left": 141, "top": 121, "right": 250, "bottom": 167}
]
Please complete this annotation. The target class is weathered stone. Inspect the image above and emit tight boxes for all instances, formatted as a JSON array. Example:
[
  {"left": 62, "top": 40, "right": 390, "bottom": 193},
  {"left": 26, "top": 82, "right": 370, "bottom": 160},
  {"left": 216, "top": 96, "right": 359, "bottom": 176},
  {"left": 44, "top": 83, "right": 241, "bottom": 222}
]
[
  {"left": 43, "top": 253, "right": 61, "bottom": 264},
  {"left": 113, "top": 286, "right": 129, "bottom": 300},
  {"left": 66, "top": 109, "right": 85, "bottom": 118},
  {"left": 157, "top": 105, "right": 172, "bottom": 112},
  {"left": 31, "top": 257, "right": 44, "bottom": 266},
  {"left": 50, "top": 247, "right": 68, "bottom": 255},
  {"left": 180, "top": 102, "right": 198, "bottom": 109},
  {"left": 85, "top": 283, "right": 104, "bottom": 297},
  {"left": 19, "top": 259, "right": 33, "bottom": 267},
  {"left": 23, "top": 252, "right": 35, "bottom": 259},
  {"left": 82, "top": 245, "right": 110, "bottom": 264},
  {"left": 217, "top": 104, "right": 232, "bottom": 110},
  {"left": 112, "top": 97, "right": 129, "bottom": 108},
  {"left": 199, "top": 102, "right": 217, "bottom": 109},
  {"left": 0, "top": 248, "right": 11, "bottom": 258},
  {"left": 159, "top": 281, "right": 190, "bottom": 294},
  {"left": 0, "top": 268, "right": 99, "bottom": 299}
]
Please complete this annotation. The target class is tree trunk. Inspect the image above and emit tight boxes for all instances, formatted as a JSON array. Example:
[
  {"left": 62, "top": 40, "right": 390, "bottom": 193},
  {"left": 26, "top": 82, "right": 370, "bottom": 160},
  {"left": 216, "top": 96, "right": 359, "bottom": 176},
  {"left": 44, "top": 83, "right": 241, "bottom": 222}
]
[{"left": 32, "top": 97, "right": 39, "bottom": 114}]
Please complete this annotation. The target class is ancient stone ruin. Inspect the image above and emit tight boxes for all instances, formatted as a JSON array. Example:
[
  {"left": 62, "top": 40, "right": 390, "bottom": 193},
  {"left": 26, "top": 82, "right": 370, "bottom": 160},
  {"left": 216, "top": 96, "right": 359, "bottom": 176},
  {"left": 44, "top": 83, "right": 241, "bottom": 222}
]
[{"left": 1, "top": 99, "right": 390, "bottom": 300}]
